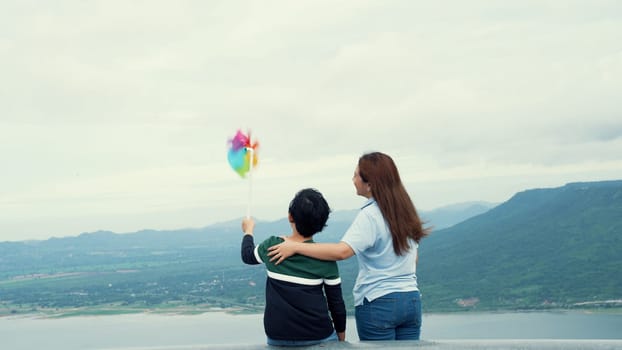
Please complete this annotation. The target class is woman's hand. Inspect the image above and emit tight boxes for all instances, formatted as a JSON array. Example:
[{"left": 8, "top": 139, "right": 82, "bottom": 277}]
[{"left": 267, "top": 239, "right": 300, "bottom": 265}]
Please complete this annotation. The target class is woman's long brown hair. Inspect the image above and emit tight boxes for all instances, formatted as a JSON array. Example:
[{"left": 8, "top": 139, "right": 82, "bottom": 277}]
[{"left": 358, "top": 152, "right": 430, "bottom": 255}]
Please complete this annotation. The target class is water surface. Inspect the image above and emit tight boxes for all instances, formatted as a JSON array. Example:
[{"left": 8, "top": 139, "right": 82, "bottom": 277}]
[{"left": 1, "top": 311, "right": 620, "bottom": 350}]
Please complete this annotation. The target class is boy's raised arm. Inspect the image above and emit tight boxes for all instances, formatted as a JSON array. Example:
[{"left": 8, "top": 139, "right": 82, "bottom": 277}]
[{"left": 240, "top": 217, "right": 260, "bottom": 265}]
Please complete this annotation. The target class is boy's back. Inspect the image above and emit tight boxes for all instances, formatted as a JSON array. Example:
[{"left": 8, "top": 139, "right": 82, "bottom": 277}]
[
  {"left": 242, "top": 235, "right": 345, "bottom": 341},
  {"left": 240, "top": 188, "right": 346, "bottom": 346}
]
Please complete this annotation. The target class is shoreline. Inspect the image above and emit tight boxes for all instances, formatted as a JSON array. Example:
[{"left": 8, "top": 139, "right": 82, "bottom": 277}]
[{"left": 2, "top": 305, "right": 621, "bottom": 319}]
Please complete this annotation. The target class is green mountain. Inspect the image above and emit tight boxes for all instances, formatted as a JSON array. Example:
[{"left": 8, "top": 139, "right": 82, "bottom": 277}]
[{"left": 418, "top": 180, "right": 622, "bottom": 311}]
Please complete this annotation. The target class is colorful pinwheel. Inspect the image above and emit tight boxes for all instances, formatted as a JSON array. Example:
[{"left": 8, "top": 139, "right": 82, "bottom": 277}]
[{"left": 227, "top": 129, "right": 259, "bottom": 178}]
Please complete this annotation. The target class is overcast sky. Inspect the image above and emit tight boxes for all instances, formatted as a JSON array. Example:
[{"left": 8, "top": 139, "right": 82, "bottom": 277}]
[{"left": 1, "top": 1, "right": 621, "bottom": 241}]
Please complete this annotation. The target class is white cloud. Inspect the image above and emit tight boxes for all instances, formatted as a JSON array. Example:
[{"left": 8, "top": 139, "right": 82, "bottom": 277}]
[{"left": 1, "top": 1, "right": 621, "bottom": 240}]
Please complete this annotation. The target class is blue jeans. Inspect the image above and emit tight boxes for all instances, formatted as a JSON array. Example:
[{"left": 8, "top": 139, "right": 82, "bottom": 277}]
[
  {"left": 267, "top": 330, "right": 338, "bottom": 347},
  {"left": 355, "top": 290, "right": 422, "bottom": 340}
]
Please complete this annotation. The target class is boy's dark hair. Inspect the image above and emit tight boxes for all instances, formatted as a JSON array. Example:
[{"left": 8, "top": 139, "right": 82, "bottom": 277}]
[{"left": 288, "top": 188, "right": 331, "bottom": 238}]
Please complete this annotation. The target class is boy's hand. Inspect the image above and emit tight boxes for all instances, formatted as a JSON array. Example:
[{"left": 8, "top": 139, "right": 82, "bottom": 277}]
[
  {"left": 337, "top": 331, "right": 346, "bottom": 341},
  {"left": 242, "top": 217, "right": 255, "bottom": 235}
]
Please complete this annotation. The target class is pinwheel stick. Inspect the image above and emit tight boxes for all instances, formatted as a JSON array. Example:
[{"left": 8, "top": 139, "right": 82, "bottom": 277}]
[{"left": 246, "top": 146, "right": 254, "bottom": 218}]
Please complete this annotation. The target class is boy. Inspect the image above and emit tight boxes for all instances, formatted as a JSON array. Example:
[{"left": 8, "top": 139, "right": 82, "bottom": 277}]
[{"left": 241, "top": 188, "right": 346, "bottom": 346}]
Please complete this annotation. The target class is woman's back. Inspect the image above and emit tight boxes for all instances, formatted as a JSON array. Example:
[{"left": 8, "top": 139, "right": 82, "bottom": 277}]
[{"left": 341, "top": 198, "right": 419, "bottom": 307}]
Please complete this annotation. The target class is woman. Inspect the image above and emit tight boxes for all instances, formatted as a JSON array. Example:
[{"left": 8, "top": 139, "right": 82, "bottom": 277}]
[{"left": 268, "top": 152, "right": 430, "bottom": 341}]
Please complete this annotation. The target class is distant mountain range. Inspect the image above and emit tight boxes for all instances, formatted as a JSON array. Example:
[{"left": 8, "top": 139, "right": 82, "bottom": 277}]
[
  {"left": 420, "top": 201, "right": 497, "bottom": 230},
  {"left": 1, "top": 180, "right": 620, "bottom": 314}
]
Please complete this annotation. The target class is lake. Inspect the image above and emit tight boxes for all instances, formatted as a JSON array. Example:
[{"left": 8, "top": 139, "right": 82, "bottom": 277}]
[{"left": 1, "top": 311, "right": 621, "bottom": 350}]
